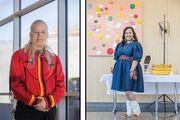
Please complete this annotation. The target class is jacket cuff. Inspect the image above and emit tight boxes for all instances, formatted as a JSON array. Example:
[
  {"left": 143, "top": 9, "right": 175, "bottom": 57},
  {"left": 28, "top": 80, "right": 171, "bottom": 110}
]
[
  {"left": 32, "top": 97, "right": 42, "bottom": 106},
  {"left": 28, "top": 95, "right": 35, "bottom": 106},
  {"left": 48, "top": 95, "right": 55, "bottom": 108},
  {"left": 44, "top": 97, "right": 50, "bottom": 108}
]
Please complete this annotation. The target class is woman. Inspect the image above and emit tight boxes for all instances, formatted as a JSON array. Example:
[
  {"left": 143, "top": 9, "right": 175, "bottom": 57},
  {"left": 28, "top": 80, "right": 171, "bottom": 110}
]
[
  {"left": 111, "top": 26, "right": 144, "bottom": 118},
  {"left": 10, "top": 20, "right": 65, "bottom": 120}
]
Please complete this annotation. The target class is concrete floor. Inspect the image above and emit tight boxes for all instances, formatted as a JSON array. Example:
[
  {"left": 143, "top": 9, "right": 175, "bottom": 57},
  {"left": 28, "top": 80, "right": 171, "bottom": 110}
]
[{"left": 87, "top": 112, "right": 180, "bottom": 120}]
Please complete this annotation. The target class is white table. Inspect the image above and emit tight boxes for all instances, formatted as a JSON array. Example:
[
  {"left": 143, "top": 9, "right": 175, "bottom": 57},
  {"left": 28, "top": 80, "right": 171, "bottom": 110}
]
[{"left": 100, "top": 74, "right": 180, "bottom": 119}]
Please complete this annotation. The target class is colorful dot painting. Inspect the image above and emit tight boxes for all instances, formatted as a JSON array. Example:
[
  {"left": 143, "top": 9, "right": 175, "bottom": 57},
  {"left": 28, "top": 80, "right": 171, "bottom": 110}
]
[
  {"left": 97, "top": 34, "right": 104, "bottom": 39},
  {"left": 105, "top": 7, "right": 108, "bottom": 10},
  {"left": 134, "top": 1, "right": 141, "bottom": 6},
  {"left": 94, "top": 20, "right": 98, "bottom": 23},
  {"left": 107, "top": 48, "right": 114, "bottom": 55},
  {"left": 117, "top": 13, "right": 123, "bottom": 17},
  {"left": 102, "top": 43, "right": 106, "bottom": 47},
  {"left": 108, "top": 16, "right": 113, "bottom": 21},
  {"left": 88, "top": 3, "right": 92, "bottom": 9},
  {"left": 130, "top": 3, "right": 135, "bottom": 9},
  {"left": 134, "top": 14, "right": 138, "bottom": 18},
  {"left": 88, "top": 32, "right": 93, "bottom": 36},
  {"left": 92, "top": 46, "right": 96, "bottom": 50},
  {"left": 119, "top": 6, "right": 124, "bottom": 11},
  {"left": 87, "top": 0, "right": 142, "bottom": 56}
]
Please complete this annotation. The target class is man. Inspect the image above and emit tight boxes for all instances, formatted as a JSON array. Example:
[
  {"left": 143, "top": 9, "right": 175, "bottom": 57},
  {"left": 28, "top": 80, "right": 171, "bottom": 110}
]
[{"left": 10, "top": 20, "right": 65, "bottom": 120}]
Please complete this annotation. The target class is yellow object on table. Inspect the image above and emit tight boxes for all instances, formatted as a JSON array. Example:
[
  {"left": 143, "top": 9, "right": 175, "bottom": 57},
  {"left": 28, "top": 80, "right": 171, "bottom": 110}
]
[{"left": 150, "top": 64, "right": 172, "bottom": 75}]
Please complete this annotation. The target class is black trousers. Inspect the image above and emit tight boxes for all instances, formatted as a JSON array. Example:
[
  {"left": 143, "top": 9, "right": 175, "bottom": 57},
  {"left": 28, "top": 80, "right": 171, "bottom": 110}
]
[{"left": 14, "top": 101, "right": 56, "bottom": 120}]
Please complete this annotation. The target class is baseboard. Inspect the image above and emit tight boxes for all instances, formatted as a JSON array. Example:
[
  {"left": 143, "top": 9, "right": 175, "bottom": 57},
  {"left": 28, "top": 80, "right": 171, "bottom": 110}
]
[{"left": 86, "top": 102, "right": 180, "bottom": 112}]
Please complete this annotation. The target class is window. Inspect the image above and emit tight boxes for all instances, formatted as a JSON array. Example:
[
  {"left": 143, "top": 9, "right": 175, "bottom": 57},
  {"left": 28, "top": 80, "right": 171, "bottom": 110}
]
[
  {"left": 0, "top": 22, "right": 13, "bottom": 103},
  {"left": 0, "top": 0, "right": 13, "bottom": 20},
  {"left": 21, "top": 0, "right": 58, "bottom": 54},
  {"left": 21, "top": 0, "right": 39, "bottom": 9}
]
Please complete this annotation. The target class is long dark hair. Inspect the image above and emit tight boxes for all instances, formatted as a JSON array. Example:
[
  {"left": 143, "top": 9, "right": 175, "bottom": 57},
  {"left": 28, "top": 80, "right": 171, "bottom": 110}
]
[{"left": 121, "top": 26, "right": 138, "bottom": 45}]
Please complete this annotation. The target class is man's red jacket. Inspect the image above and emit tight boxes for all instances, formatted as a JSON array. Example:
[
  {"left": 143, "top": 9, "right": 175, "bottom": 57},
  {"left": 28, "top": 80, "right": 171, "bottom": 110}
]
[{"left": 10, "top": 49, "right": 65, "bottom": 108}]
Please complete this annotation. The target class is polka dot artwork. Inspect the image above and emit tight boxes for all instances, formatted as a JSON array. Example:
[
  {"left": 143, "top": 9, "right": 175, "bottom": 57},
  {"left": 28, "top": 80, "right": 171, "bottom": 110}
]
[
  {"left": 92, "top": 46, "right": 96, "bottom": 50},
  {"left": 102, "top": 43, "right": 106, "bottom": 47},
  {"left": 87, "top": 0, "right": 142, "bottom": 56},
  {"left": 105, "top": 7, "right": 108, "bottom": 10},
  {"left": 109, "top": 1, "right": 114, "bottom": 4},
  {"left": 105, "top": 34, "right": 110, "bottom": 38},
  {"left": 134, "top": 14, "right": 138, "bottom": 19},
  {"left": 88, "top": 15, "right": 94, "bottom": 19},
  {"left": 88, "top": 3, "right": 92, "bottom": 9},
  {"left": 96, "top": 29, "right": 100, "bottom": 32},
  {"left": 88, "top": 32, "right": 93, "bottom": 36},
  {"left": 96, "top": 7, "right": 100, "bottom": 12},
  {"left": 99, "top": 4, "right": 104, "bottom": 9},
  {"left": 124, "top": 20, "right": 129, "bottom": 24},
  {"left": 103, "top": 10, "right": 109, "bottom": 15},
  {"left": 114, "top": 22, "right": 122, "bottom": 29},
  {"left": 108, "top": 16, "right": 113, "bottom": 21},
  {"left": 119, "top": 6, "right": 124, "bottom": 11},
  {"left": 97, "top": 34, "right": 104, "bottom": 39},
  {"left": 91, "top": 25, "right": 96, "bottom": 31},
  {"left": 115, "top": 39, "right": 120, "bottom": 43},
  {"left": 96, "top": 51, "right": 102, "bottom": 55},
  {"left": 129, "top": 14, "right": 133, "bottom": 19},
  {"left": 115, "top": 35, "right": 120, "bottom": 41},
  {"left": 130, "top": 21, "right": 136, "bottom": 26},
  {"left": 134, "top": 1, "right": 141, "bottom": 6},
  {"left": 117, "top": 13, "right": 123, "bottom": 17},
  {"left": 100, "top": 8, "right": 104, "bottom": 12},
  {"left": 113, "top": 43, "right": 118, "bottom": 47},
  {"left": 107, "top": 48, "right": 114, "bottom": 55},
  {"left": 97, "top": 13, "right": 101, "bottom": 17},
  {"left": 137, "top": 19, "right": 142, "bottom": 24},
  {"left": 96, "top": 23, "right": 102, "bottom": 29},
  {"left": 94, "top": 20, "right": 98, "bottom": 23},
  {"left": 130, "top": 3, "right": 135, "bottom": 9}
]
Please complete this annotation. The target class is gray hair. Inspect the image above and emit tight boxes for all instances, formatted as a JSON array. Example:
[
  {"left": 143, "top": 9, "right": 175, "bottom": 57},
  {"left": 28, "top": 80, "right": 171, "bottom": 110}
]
[
  {"left": 30, "top": 19, "right": 48, "bottom": 33},
  {"left": 23, "top": 20, "right": 54, "bottom": 68}
]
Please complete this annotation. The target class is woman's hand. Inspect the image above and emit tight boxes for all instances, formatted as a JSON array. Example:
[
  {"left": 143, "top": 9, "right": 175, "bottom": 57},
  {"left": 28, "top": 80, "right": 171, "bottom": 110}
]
[
  {"left": 130, "top": 71, "right": 134, "bottom": 80},
  {"left": 33, "top": 97, "right": 49, "bottom": 112},
  {"left": 130, "top": 71, "right": 137, "bottom": 80}
]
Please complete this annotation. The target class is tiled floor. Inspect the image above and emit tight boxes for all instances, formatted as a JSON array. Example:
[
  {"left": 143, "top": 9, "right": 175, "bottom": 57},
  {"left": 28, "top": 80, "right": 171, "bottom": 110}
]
[{"left": 87, "top": 112, "right": 180, "bottom": 120}]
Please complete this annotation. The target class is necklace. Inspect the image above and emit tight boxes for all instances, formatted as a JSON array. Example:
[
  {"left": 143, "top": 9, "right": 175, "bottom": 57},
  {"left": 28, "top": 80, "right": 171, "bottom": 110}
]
[
  {"left": 123, "top": 41, "right": 133, "bottom": 50},
  {"left": 126, "top": 40, "right": 133, "bottom": 44},
  {"left": 123, "top": 43, "right": 128, "bottom": 50}
]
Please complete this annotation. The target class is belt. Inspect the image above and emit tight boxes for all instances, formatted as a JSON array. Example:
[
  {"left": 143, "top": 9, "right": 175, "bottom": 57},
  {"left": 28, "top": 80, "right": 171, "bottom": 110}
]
[{"left": 119, "top": 55, "right": 133, "bottom": 61}]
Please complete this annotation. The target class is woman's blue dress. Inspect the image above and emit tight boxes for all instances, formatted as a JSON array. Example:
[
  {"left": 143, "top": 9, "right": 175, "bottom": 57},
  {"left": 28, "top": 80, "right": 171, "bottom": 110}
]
[{"left": 111, "top": 41, "right": 144, "bottom": 92}]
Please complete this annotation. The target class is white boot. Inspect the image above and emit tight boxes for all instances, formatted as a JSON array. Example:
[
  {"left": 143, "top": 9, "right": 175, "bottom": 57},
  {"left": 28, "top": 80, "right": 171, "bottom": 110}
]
[
  {"left": 126, "top": 100, "right": 133, "bottom": 117},
  {"left": 131, "top": 100, "right": 141, "bottom": 116}
]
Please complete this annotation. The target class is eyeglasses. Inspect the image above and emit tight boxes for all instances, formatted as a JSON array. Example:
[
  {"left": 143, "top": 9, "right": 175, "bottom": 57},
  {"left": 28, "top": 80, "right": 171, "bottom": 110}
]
[{"left": 31, "top": 31, "right": 47, "bottom": 36}]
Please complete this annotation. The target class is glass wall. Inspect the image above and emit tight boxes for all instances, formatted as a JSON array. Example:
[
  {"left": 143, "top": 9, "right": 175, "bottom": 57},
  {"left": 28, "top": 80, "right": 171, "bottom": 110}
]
[
  {"left": 0, "top": 22, "right": 13, "bottom": 103},
  {"left": 0, "top": 0, "right": 13, "bottom": 20}
]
